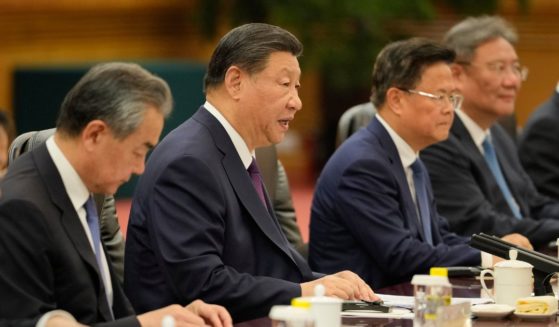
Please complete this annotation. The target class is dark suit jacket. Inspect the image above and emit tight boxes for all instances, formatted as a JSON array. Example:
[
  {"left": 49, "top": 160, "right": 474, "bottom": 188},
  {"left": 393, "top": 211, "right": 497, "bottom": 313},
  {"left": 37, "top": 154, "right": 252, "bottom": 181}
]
[
  {"left": 7, "top": 127, "right": 126, "bottom": 285},
  {"left": 519, "top": 90, "right": 559, "bottom": 200},
  {"left": 421, "top": 116, "right": 559, "bottom": 248},
  {"left": 0, "top": 144, "right": 138, "bottom": 327},
  {"left": 308, "top": 118, "right": 480, "bottom": 289},
  {"left": 255, "top": 146, "right": 307, "bottom": 258},
  {"left": 124, "top": 107, "right": 317, "bottom": 323}
]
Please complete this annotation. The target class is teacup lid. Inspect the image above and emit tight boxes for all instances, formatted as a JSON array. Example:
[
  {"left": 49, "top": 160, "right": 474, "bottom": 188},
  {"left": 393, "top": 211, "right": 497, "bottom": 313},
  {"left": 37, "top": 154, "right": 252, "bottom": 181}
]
[
  {"left": 411, "top": 274, "right": 451, "bottom": 287},
  {"left": 495, "top": 249, "right": 533, "bottom": 268},
  {"left": 269, "top": 305, "right": 313, "bottom": 321}
]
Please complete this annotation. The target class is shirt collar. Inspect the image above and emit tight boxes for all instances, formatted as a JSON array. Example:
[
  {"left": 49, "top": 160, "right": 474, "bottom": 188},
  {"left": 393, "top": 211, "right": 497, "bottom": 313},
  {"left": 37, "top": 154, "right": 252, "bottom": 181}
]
[
  {"left": 376, "top": 114, "right": 418, "bottom": 169},
  {"left": 455, "top": 109, "right": 490, "bottom": 152},
  {"left": 46, "top": 136, "right": 90, "bottom": 211},
  {"left": 204, "top": 101, "right": 254, "bottom": 169}
]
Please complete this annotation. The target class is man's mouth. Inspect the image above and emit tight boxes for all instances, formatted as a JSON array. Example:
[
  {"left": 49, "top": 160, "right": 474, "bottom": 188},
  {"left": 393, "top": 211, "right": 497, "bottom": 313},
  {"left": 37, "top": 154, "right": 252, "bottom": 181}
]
[{"left": 279, "top": 119, "right": 290, "bottom": 127}]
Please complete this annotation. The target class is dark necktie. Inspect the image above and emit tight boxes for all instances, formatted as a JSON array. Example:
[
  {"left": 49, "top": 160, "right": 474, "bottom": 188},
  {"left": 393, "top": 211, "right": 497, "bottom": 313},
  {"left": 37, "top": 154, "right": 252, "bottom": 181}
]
[
  {"left": 84, "top": 196, "right": 114, "bottom": 317},
  {"left": 247, "top": 157, "right": 268, "bottom": 208},
  {"left": 482, "top": 136, "right": 522, "bottom": 219},
  {"left": 411, "top": 159, "right": 433, "bottom": 245}
]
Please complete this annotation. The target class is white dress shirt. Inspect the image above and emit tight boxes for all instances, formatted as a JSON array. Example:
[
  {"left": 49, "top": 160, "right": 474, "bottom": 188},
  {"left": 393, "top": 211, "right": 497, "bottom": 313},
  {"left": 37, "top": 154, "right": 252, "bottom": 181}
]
[
  {"left": 455, "top": 109, "right": 489, "bottom": 154},
  {"left": 204, "top": 100, "right": 255, "bottom": 167},
  {"left": 45, "top": 136, "right": 113, "bottom": 305},
  {"left": 376, "top": 115, "right": 420, "bottom": 206}
]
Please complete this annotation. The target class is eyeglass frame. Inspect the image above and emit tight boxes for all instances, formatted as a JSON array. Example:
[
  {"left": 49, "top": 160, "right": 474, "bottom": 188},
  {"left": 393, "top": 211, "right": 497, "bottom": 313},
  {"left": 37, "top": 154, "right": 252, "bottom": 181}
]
[
  {"left": 456, "top": 60, "right": 529, "bottom": 81},
  {"left": 397, "top": 88, "right": 464, "bottom": 110}
]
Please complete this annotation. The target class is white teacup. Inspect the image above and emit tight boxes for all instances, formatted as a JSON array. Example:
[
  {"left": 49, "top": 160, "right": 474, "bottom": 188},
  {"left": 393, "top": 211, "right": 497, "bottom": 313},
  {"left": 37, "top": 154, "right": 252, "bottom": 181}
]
[
  {"left": 292, "top": 285, "right": 342, "bottom": 327},
  {"left": 480, "top": 249, "right": 533, "bottom": 306}
]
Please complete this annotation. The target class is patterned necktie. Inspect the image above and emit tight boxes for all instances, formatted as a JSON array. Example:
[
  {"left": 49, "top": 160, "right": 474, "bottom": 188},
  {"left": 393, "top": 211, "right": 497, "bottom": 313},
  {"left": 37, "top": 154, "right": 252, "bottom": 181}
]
[
  {"left": 84, "top": 196, "right": 114, "bottom": 317},
  {"left": 247, "top": 157, "right": 268, "bottom": 208},
  {"left": 482, "top": 136, "right": 522, "bottom": 219},
  {"left": 411, "top": 159, "right": 433, "bottom": 245}
]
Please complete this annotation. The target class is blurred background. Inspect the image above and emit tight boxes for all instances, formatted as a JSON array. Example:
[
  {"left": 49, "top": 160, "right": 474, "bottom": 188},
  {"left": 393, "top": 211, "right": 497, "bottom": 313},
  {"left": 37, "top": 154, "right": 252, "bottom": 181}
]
[{"left": 1, "top": 0, "right": 558, "bottom": 237}]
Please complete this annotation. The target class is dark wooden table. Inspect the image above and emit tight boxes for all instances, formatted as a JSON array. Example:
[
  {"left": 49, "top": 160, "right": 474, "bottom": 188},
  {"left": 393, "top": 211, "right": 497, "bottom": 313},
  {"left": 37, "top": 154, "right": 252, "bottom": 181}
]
[{"left": 234, "top": 277, "right": 558, "bottom": 327}]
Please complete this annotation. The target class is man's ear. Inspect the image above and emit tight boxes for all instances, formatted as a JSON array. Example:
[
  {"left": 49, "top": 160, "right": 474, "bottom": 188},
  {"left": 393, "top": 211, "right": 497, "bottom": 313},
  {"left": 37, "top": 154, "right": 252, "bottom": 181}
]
[
  {"left": 224, "top": 65, "right": 243, "bottom": 100},
  {"left": 450, "top": 63, "right": 465, "bottom": 83},
  {"left": 386, "top": 87, "right": 405, "bottom": 116},
  {"left": 81, "top": 120, "right": 108, "bottom": 151}
]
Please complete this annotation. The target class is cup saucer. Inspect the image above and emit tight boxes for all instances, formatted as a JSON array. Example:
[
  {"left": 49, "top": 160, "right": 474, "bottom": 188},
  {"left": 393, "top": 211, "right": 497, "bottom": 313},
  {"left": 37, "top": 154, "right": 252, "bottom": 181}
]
[
  {"left": 514, "top": 310, "right": 558, "bottom": 319},
  {"left": 472, "top": 304, "right": 515, "bottom": 318}
]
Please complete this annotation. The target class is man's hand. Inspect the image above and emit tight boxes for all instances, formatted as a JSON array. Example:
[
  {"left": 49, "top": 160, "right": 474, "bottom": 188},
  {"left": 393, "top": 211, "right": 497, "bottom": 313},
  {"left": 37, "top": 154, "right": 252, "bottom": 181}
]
[
  {"left": 301, "top": 270, "right": 379, "bottom": 301},
  {"left": 45, "top": 316, "right": 86, "bottom": 327},
  {"left": 138, "top": 302, "right": 231, "bottom": 327},
  {"left": 492, "top": 233, "right": 534, "bottom": 265},
  {"left": 501, "top": 233, "right": 533, "bottom": 250},
  {"left": 186, "top": 299, "right": 233, "bottom": 327}
]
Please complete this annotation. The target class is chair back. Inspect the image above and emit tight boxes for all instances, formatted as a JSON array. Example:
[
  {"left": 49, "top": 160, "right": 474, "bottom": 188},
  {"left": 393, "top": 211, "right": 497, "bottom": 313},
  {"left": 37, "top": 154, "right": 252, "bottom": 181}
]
[
  {"left": 8, "top": 128, "right": 56, "bottom": 166},
  {"left": 336, "top": 102, "right": 377, "bottom": 147}
]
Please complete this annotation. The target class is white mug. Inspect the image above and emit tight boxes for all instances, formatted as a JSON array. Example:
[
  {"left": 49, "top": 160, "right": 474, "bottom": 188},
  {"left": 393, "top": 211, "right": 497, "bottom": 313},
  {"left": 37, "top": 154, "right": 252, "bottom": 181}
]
[
  {"left": 479, "top": 250, "right": 533, "bottom": 306},
  {"left": 292, "top": 285, "right": 342, "bottom": 327}
]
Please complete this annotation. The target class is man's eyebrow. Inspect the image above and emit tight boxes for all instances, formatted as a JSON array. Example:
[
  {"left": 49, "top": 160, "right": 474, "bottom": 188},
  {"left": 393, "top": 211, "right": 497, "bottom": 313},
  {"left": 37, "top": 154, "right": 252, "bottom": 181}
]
[{"left": 144, "top": 142, "right": 156, "bottom": 150}]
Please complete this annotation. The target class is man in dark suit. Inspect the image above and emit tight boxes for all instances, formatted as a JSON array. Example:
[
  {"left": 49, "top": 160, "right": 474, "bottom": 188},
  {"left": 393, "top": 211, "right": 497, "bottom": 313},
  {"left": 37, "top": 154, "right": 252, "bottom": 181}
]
[
  {"left": 519, "top": 83, "right": 559, "bottom": 199},
  {"left": 124, "top": 23, "right": 376, "bottom": 323},
  {"left": 421, "top": 16, "right": 559, "bottom": 249},
  {"left": 309, "top": 38, "right": 531, "bottom": 290},
  {"left": 0, "top": 63, "right": 231, "bottom": 327}
]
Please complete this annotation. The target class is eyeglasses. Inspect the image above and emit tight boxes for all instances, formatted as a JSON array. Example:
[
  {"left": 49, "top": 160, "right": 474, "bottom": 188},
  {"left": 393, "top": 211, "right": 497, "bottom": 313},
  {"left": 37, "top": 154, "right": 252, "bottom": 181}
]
[
  {"left": 457, "top": 61, "right": 529, "bottom": 81},
  {"left": 400, "top": 88, "right": 464, "bottom": 110}
]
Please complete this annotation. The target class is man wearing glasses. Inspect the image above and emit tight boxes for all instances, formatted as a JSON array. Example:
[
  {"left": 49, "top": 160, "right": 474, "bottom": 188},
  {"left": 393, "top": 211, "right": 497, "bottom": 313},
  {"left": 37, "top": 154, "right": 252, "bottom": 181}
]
[
  {"left": 421, "top": 16, "right": 559, "bottom": 249},
  {"left": 308, "top": 38, "right": 530, "bottom": 289}
]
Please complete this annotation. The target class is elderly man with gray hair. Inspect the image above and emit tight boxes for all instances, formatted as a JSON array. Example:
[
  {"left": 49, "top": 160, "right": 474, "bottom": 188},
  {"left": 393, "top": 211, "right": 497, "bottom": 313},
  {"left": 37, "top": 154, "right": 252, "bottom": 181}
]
[
  {"left": 0, "top": 62, "right": 231, "bottom": 327},
  {"left": 421, "top": 16, "right": 559, "bottom": 249}
]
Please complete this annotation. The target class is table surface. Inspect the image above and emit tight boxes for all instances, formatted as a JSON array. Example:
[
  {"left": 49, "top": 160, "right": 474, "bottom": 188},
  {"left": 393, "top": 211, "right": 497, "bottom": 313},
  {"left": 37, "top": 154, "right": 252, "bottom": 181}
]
[{"left": 234, "top": 277, "right": 559, "bottom": 327}]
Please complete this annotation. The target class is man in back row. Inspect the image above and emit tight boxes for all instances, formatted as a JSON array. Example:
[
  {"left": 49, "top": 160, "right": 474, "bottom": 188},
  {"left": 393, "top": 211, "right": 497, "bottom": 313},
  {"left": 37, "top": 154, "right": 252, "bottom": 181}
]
[
  {"left": 0, "top": 62, "right": 231, "bottom": 327},
  {"left": 309, "top": 37, "right": 531, "bottom": 289},
  {"left": 519, "top": 81, "right": 559, "bottom": 201},
  {"left": 124, "top": 23, "right": 377, "bottom": 323},
  {"left": 421, "top": 16, "right": 559, "bottom": 249}
]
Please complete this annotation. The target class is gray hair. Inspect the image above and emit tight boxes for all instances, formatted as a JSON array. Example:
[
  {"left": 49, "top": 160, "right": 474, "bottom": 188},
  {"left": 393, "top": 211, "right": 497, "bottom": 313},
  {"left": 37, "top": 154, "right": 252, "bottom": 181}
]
[
  {"left": 370, "top": 38, "right": 455, "bottom": 108},
  {"left": 56, "top": 62, "right": 173, "bottom": 139},
  {"left": 204, "top": 23, "right": 303, "bottom": 91},
  {"left": 443, "top": 16, "right": 518, "bottom": 62}
]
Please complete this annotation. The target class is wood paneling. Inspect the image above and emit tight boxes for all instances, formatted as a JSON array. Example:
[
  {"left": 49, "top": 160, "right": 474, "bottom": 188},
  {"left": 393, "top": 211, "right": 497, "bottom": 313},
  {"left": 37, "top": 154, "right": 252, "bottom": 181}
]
[
  {"left": 1, "top": 0, "right": 558, "bottom": 169},
  {"left": 0, "top": 0, "right": 212, "bottom": 113},
  {"left": 391, "top": 13, "right": 559, "bottom": 127}
]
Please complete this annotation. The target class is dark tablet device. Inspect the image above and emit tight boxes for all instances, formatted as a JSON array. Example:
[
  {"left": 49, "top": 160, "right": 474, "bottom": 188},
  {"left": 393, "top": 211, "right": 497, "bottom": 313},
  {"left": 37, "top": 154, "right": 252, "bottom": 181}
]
[
  {"left": 446, "top": 266, "right": 483, "bottom": 277},
  {"left": 342, "top": 300, "right": 391, "bottom": 313}
]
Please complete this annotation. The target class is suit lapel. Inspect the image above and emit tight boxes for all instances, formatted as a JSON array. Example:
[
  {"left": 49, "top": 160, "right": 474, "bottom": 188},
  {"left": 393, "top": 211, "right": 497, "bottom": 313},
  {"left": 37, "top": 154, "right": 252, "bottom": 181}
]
[
  {"left": 451, "top": 118, "right": 490, "bottom": 174},
  {"left": 451, "top": 118, "right": 501, "bottom": 193},
  {"left": 193, "top": 108, "right": 304, "bottom": 272},
  {"left": 368, "top": 119, "right": 427, "bottom": 242},
  {"left": 33, "top": 144, "right": 114, "bottom": 320},
  {"left": 452, "top": 118, "right": 517, "bottom": 217}
]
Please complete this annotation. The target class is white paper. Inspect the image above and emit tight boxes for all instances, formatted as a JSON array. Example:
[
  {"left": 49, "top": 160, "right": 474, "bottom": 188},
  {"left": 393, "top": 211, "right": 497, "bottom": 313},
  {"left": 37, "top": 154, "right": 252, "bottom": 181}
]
[
  {"left": 341, "top": 307, "right": 414, "bottom": 319},
  {"left": 341, "top": 293, "right": 492, "bottom": 318},
  {"left": 377, "top": 293, "right": 492, "bottom": 308}
]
